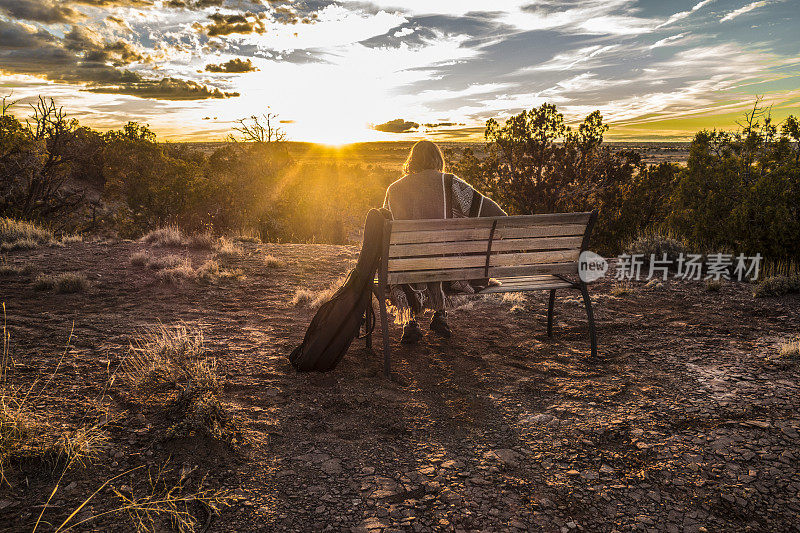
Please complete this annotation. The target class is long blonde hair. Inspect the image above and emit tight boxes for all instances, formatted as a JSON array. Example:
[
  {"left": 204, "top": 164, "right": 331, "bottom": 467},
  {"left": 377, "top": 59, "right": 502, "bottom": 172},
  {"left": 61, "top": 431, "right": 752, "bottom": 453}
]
[{"left": 402, "top": 140, "right": 445, "bottom": 175}]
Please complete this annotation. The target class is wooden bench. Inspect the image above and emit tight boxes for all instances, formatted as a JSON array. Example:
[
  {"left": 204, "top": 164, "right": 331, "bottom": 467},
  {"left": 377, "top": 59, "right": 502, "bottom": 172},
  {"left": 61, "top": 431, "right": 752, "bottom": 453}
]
[{"left": 365, "top": 210, "right": 599, "bottom": 377}]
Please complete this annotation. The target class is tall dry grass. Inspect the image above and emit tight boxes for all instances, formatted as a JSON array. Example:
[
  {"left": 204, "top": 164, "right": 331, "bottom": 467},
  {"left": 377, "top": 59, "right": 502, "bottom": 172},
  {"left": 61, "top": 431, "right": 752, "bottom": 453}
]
[
  {"left": 1, "top": 305, "right": 107, "bottom": 487},
  {"left": 0, "top": 218, "right": 57, "bottom": 251},
  {"left": 140, "top": 226, "right": 185, "bottom": 247},
  {"left": 123, "top": 325, "right": 238, "bottom": 443}
]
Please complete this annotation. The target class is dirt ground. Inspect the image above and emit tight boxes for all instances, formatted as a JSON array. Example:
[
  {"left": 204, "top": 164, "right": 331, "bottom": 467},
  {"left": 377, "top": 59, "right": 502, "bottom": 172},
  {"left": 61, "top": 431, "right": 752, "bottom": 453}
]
[{"left": 0, "top": 240, "right": 798, "bottom": 532}]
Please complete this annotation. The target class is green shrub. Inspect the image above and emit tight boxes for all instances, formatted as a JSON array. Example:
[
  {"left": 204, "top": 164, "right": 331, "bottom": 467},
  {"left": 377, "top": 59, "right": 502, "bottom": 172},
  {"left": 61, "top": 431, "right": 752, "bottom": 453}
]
[{"left": 624, "top": 232, "right": 688, "bottom": 267}]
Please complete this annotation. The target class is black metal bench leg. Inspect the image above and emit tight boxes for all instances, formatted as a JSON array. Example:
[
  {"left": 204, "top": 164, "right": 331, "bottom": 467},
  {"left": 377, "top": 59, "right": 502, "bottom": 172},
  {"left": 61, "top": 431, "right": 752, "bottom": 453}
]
[
  {"left": 579, "top": 281, "right": 598, "bottom": 358},
  {"left": 365, "top": 303, "right": 372, "bottom": 350},
  {"left": 547, "top": 289, "right": 556, "bottom": 337},
  {"left": 377, "top": 285, "right": 391, "bottom": 377}
]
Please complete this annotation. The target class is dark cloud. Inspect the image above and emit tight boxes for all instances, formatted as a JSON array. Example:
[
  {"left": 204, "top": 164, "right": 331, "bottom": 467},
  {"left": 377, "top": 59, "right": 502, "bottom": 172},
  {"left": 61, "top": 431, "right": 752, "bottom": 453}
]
[
  {"left": 205, "top": 57, "right": 258, "bottom": 72},
  {"left": 271, "top": 5, "right": 319, "bottom": 24},
  {"left": 87, "top": 77, "right": 239, "bottom": 99},
  {"left": 166, "top": 0, "right": 223, "bottom": 9},
  {"left": 71, "top": 0, "right": 153, "bottom": 6},
  {"left": 424, "top": 122, "right": 465, "bottom": 128},
  {"left": 373, "top": 119, "right": 419, "bottom": 133},
  {"left": 64, "top": 26, "right": 149, "bottom": 66},
  {"left": 0, "top": 20, "right": 235, "bottom": 100},
  {"left": 0, "top": 0, "right": 84, "bottom": 23},
  {"left": 195, "top": 12, "right": 267, "bottom": 36},
  {"left": 105, "top": 16, "right": 132, "bottom": 31}
]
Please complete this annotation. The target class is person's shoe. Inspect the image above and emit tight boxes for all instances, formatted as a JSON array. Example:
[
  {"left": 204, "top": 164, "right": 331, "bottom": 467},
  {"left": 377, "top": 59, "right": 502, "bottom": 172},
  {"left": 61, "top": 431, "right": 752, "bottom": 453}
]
[
  {"left": 430, "top": 311, "right": 452, "bottom": 338},
  {"left": 400, "top": 320, "right": 423, "bottom": 344}
]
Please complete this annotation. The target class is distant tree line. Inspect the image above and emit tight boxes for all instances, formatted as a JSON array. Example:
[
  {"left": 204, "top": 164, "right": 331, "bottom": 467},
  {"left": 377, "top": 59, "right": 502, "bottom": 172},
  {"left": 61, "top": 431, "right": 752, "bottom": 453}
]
[
  {"left": 0, "top": 96, "right": 391, "bottom": 243},
  {"left": 450, "top": 100, "right": 800, "bottom": 271},
  {"left": 1, "top": 95, "right": 798, "bottom": 271}
]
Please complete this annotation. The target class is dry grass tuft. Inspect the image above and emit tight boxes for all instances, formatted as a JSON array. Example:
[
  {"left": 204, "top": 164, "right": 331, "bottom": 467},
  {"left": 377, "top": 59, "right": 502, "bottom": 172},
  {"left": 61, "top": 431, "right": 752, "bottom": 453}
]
[
  {"left": 187, "top": 232, "right": 215, "bottom": 250},
  {"left": 56, "top": 272, "right": 90, "bottom": 293},
  {"left": 1, "top": 238, "right": 39, "bottom": 252},
  {"left": 500, "top": 292, "right": 526, "bottom": 305},
  {"left": 644, "top": 279, "right": 664, "bottom": 290},
  {"left": 705, "top": 279, "right": 723, "bottom": 292},
  {"left": 611, "top": 283, "right": 635, "bottom": 297},
  {"left": 777, "top": 339, "right": 800, "bottom": 360},
  {"left": 291, "top": 275, "right": 347, "bottom": 309},
  {"left": 147, "top": 254, "right": 188, "bottom": 270},
  {"left": 33, "top": 272, "right": 89, "bottom": 293},
  {"left": 753, "top": 275, "right": 800, "bottom": 298},
  {"left": 0, "top": 218, "right": 56, "bottom": 251},
  {"left": 290, "top": 288, "right": 316, "bottom": 307},
  {"left": 0, "top": 256, "right": 28, "bottom": 276},
  {"left": 33, "top": 273, "right": 56, "bottom": 291},
  {"left": 232, "top": 229, "right": 260, "bottom": 244},
  {"left": 61, "top": 234, "right": 83, "bottom": 245},
  {"left": 156, "top": 264, "right": 196, "bottom": 284},
  {"left": 124, "top": 325, "right": 238, "bottom": 444},
  {"left": 214, "top": 237, "right": 243, "bottom": 259},
  {"left": 196, "top": 260, "right": 244, "bottom": 283},
  {"left": 2, "top": 308, "right": 106, "bottom": 487},
  {"left": 129, "top": 251, "right": 152, "bottom": 267},
  {"left": 109, "top": 465, "right": 230, "bottom": 533},
  {"left": 141, "top": 226, "right": 185, "bottom": 247},
  {"left": 263, "top": 254, "right": 283, "bottom": 268},
  {"left": 196, "top": 259, "right": 220, "bottom": 282}
]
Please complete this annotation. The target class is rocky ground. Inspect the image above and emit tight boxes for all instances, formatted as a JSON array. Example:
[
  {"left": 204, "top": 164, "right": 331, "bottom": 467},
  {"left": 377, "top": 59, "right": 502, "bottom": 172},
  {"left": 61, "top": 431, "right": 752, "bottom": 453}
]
[{"left": 0, "top": 240, "right": 798, "bottom": 532}]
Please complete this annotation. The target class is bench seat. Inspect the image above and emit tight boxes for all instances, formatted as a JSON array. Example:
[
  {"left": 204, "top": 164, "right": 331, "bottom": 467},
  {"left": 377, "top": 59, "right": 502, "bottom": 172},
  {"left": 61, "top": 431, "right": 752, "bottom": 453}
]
[
  {"left": 476, "top": 275, "right": 576, "bottom": 293},
  {"left": 365, "top": 210, "right": 599, "bottom": 377}
]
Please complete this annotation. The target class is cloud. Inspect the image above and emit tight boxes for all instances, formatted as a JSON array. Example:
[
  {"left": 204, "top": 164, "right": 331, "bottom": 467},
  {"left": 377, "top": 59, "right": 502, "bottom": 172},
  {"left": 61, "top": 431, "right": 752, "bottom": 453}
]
[
  {"left": 649, "top": 33, "right": 687, "bottom": 49},
  {"left": 166, "top": 0, "right": 223, "bottom": 9},
  {"left": 87, "top": 77, "right": 239, "bottom": 99},
  {"left": 71, "top": 0, "right": 152, "bottom": 6},
  {"left": 106, "top": 16, "right": 133, "bottom": 32},
  {"left": 205, "top": 57, "right": 258, "bottom": 72},
  {"left": 658, "top": 0, "right": 715, "bottom": 28},
  {"left": 0, "top": 19, "right": 234, "bottom": 100},
  {"left": 372, "top": 118, "right": 419, "bottom": 133},
  {"left": 195, "top": 12, "right": 268, "bottom": 36},
  {"left": 64, "top": 26, "right": 149, "bottom": 66},
  {"left": 530, "top": 45, "right": 618, "bottom": 71},
  {"left": 0, "top": 0, "right": 84, "bottom": 23},
  {"left": 720, "top": 1, "right": 768, "bottom": 22}
]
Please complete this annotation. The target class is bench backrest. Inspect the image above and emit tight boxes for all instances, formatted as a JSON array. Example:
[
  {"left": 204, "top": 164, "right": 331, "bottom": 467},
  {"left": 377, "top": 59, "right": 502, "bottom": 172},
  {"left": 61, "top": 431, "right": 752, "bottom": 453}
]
[{"left": 381, "top": 211, "right": 597, "bottom": 285}]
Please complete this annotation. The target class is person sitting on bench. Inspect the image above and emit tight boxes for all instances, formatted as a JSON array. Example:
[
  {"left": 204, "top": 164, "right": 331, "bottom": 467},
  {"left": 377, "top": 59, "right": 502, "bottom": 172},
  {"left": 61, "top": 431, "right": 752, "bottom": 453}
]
[{"left": 382, "top": 140, "right": 506, "bottom": 344}]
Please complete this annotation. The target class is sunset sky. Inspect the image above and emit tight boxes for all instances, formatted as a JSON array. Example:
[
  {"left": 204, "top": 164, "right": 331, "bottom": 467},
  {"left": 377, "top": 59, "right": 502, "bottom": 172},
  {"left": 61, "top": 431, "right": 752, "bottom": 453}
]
[{"left": 1, "top": 0, "right": 797, "bottom": 143}]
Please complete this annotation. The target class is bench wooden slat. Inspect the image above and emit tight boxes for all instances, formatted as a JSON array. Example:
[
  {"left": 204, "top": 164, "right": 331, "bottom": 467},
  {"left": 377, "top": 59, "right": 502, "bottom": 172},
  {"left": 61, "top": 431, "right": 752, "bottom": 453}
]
[
  {"left": 388, "top": 250, "right": 579, "bottom": 272},
  {"left": 390, "top": 212, "right": 593, "bottom": 232},
  {"left": 478, "top": 280, "right": 574, "bottom": 293},
  {"left": 389, "top": 224, "right": 587, "bottom": 244},
  {"left": 387, "top": 262, "right": 578, "bottom": 284},
  {"left": 388, "top": 236, "right": 583, "bottom": 258}
]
